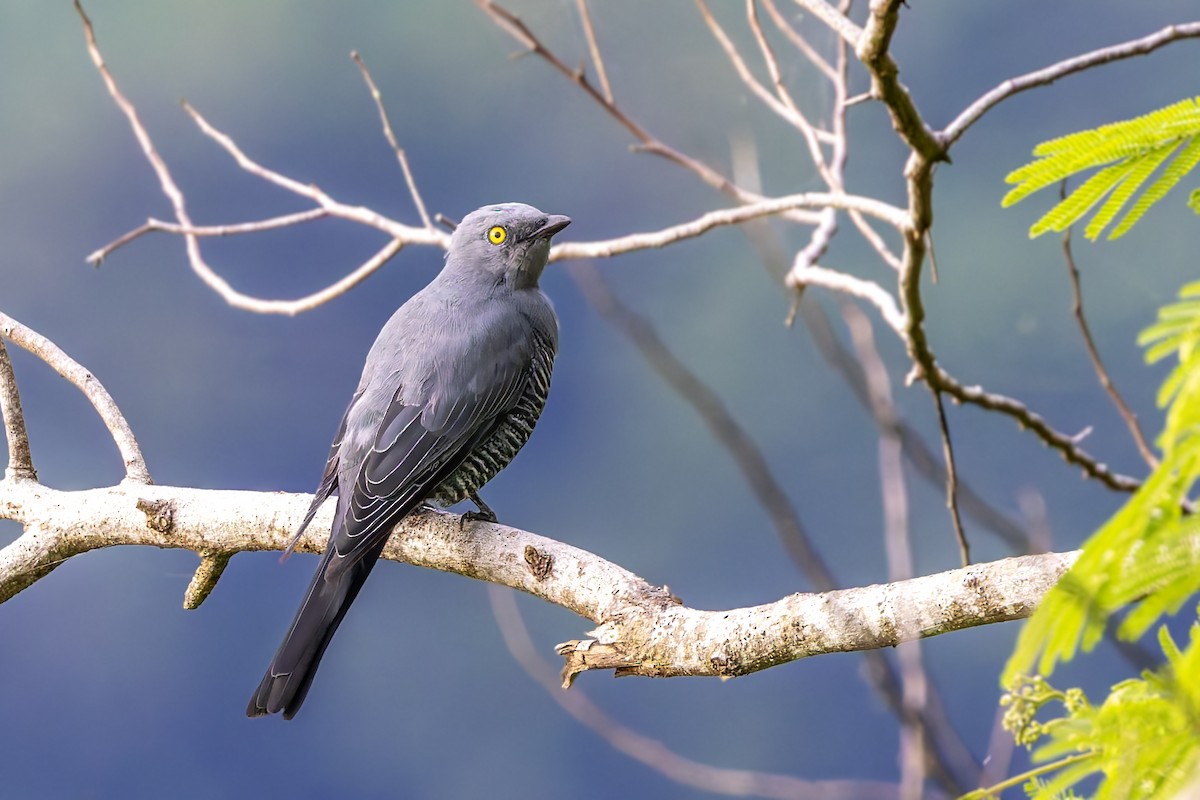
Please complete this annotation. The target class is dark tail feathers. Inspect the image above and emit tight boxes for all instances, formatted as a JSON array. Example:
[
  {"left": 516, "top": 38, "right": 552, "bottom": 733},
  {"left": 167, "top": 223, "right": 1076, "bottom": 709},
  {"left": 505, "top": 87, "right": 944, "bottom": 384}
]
[{"left": 247, "top": 540, "right": 386, "bottom": 719}]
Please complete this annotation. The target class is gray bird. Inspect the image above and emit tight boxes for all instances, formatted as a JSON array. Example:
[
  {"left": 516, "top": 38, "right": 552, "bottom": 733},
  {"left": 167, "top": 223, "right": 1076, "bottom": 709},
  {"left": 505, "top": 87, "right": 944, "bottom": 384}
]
[{"left": 247, "top": 202, "right": 570, "bottom": 719}]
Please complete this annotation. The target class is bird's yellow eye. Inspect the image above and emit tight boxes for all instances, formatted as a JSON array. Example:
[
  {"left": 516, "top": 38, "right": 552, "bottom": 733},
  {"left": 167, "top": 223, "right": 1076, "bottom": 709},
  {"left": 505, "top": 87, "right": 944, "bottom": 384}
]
[{"left": 487, "top": 226, "right": 507, "bottom": 245}]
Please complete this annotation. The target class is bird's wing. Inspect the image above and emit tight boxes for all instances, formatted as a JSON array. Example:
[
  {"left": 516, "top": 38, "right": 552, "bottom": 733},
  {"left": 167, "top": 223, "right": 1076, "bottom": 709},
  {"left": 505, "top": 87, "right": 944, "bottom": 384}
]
[
  {"left": 282, "top": 388, "right": 365, "bottom": 558},
  {"left": 325, "top": 361, "right": 529, "bottom": 576}
]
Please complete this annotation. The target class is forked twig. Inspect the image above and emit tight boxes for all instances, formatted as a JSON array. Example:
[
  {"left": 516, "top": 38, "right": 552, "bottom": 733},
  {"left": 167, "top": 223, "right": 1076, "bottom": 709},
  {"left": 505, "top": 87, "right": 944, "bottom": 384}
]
[{"left": 0, "top": 311, "right": 149, "bottom": 484}]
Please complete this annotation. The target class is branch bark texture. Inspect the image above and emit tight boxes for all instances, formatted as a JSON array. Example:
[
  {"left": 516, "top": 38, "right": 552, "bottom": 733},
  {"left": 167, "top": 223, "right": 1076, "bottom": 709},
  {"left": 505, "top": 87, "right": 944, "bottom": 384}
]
[{"left": 1, "top": 479, "right": 1076, "bottom": 683}]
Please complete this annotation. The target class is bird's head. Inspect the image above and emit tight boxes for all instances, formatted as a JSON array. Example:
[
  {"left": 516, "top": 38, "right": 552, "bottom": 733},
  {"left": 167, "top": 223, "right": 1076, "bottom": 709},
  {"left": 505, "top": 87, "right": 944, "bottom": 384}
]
[{"left": 448, "top": 203, "right": 571, "bottom": 290}]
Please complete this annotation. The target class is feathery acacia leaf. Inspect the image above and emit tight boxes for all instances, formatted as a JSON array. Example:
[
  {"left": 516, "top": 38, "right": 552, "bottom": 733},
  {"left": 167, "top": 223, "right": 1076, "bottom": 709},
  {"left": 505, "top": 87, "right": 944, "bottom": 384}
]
[
  {"left": 995, "top": 283, "right": 1200, "bottom": 798},
  {"left": 1004, "top": 97, "right": 1200, "bottom": 240}
]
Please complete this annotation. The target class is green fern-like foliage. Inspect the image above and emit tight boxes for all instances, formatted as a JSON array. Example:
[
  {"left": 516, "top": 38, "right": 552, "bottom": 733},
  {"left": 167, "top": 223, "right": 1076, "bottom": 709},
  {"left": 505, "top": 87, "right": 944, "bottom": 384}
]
[
  {"left": 1003, "top": 97, "right": 1200, "bottom": 240},
  {"left": 987, "top": 627, "right": 1200, "bottom": 800},
  {"left": 987, "top": 281, "right": 1200, "bottom": 798},
  {"left": 1005, "top": 280, "right": 1200, "bottom": 681}
]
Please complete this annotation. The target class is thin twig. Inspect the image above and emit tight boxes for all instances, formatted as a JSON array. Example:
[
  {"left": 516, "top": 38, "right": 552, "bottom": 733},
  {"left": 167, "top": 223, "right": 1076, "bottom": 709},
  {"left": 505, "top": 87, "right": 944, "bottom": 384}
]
[
  {"left": 181, "top": 102, "right": 443, "bottom": 245},
  {"left": 475, "top": 0, "right": 824, "bottom": 225},
  {"left": 760, "top": 0, "right": 837, "bottom": 81},
  {"left": 350, "top": 51, "right": 433, "bottom": 230},
  {"left": 575, "top": 0, "right": 613, "bottom": 104},
  {"left": 931, "top": 365, "right": 1141, "bottom": 493},
  {"left": 87, "top": 209, "right": 329, "bottom": 265},
  {"left": 941, "top": 21, "right": 1200, "bottom": 146},
  {"left": 553, "top": 191, "right": 907, "bottom": 263},
  {"left": 0, "top": 311, "right": 150, "bottom": 484},
  {"left": 736, "top": 201, "right": 1033, "bottom": 553},
  {"left": 1059, "top": 189, "right": 1158, "bottom": 469},
  {"left": 77, "top": 0, "right": 442, "bottom": 315},
  {"left": 696, "top": 0, "right": 836, "bottom": 182},
  {"left": 747, "top": 0, "right": 833, "bottom": 159},
  {"left": 0, "top": 338, "right": 36, "bottom": 482},
  {"left": 932, "top": 389, "right": 970, "bottom": 566},
  {"left": 800, "top": 299, "right": 1036, "bottom": 553}
]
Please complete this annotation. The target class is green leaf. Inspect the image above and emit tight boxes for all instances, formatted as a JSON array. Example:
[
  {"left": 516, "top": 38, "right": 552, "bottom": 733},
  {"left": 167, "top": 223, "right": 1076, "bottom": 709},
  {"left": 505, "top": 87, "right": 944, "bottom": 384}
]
[{"left": 1004, "top": 97, "right": 1200, "bottom": 239}]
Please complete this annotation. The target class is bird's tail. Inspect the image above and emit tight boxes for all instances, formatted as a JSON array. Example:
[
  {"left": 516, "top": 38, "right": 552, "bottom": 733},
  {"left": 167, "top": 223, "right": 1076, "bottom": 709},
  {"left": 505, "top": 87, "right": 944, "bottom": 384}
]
[{"left": 246, "top": 538, "right": 386, "bottom": 719}]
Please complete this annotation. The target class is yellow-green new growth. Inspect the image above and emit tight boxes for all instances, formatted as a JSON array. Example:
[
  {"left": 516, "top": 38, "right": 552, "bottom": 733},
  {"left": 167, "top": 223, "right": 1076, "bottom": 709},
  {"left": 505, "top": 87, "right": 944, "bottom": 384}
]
[{"left": 1004, "top": 97, "right": 1200, "bottom": 240}]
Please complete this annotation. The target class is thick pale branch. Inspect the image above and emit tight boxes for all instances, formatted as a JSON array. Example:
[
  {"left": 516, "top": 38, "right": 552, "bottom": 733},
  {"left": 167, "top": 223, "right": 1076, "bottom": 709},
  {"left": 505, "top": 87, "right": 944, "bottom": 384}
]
[
  {"left": 788, "top": 265, "right": 907, "bottom": 334},
  {"left": 0, "top": 339, "right": 35, "bottom": 482},
  {"left": 0, "top": 312, "right": 149, "bottom": 484},
  {"left": 1, "top": 479, "right": 1077, "bottom": 682},
  {"left": 490, "top": 586, "right": 919, "bottom": 800}
]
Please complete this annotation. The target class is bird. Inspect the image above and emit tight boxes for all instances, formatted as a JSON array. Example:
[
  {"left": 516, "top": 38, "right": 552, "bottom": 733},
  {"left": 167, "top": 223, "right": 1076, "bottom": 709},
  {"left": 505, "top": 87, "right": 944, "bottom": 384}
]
[{"left": 247, "top": 202, "right": 570, "bottom": 719}]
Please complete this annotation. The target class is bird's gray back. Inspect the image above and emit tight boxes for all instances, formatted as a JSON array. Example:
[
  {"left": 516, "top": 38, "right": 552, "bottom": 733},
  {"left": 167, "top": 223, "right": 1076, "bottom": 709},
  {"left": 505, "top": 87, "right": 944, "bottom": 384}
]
[{"left": 339, "top": 273, "right": 558, "bottom": 508}]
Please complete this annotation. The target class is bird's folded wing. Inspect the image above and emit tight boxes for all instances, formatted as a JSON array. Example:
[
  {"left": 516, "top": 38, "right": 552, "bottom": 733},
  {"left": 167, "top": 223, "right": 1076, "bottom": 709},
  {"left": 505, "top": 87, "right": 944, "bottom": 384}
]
[
  {"left": 284, "top": 388, "right": 364, "bottom": 558},
  {"left": 326, "top": 370, "right": 526, "bottom": 575}
]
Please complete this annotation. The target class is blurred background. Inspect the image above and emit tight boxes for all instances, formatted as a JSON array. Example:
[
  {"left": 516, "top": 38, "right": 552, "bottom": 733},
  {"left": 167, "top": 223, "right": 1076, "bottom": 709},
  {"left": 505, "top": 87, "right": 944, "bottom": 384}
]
[{"left": 2, "top": 2, "right": 1197, "bottom": 797}]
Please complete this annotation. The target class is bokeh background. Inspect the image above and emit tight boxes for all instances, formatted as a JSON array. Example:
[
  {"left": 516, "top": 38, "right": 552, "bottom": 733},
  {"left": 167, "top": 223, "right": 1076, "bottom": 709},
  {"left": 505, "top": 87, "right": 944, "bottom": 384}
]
[{"left": 2, "top": 2, "right": 1197, "bottom": 798}]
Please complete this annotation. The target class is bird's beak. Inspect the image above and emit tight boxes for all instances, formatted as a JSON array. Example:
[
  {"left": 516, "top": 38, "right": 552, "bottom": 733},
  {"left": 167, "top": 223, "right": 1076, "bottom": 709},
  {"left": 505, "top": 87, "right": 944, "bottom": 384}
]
[{"left": 530, "top": 214, "right": 571, "bottom": 240}]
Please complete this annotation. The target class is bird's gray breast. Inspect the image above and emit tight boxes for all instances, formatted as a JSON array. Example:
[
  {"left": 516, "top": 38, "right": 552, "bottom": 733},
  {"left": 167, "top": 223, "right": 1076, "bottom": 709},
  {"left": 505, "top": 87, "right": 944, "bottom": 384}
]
[{"left": 428, "top": 324, "right": 556, "bottom": 506}]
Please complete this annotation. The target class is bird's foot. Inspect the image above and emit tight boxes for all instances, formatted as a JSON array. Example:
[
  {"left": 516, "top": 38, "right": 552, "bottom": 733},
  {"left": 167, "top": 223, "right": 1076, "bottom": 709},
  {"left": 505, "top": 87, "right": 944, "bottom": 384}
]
[{"left": 459, "top": 491, "right": 498, "bottom": 529}]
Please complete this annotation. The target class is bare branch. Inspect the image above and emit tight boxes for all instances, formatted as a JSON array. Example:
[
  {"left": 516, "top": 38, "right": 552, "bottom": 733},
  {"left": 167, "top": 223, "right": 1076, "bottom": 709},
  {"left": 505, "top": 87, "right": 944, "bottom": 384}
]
[
  {"left": 0, "top": 339, "right": 35, "bottom": 482},
  {"left": 696, "top": 0, "right": 835, "bottom": 180},
  {"left": 790, "top": 0, "right": 862, "bottom": 46},
  {"left": 489, "top": 587, "right": 914, "bottom": 800},
  {"left": 760, "top": 0, "right": 837, "bottom": 82},
  {"left": 0, "top": 479, "right": 1080, "bottom": 681},
  {"left": 930, "top": 366, "right": 1142, "bottom": 493},
  {"left": 350, "top": 51, "right": 433, "bottom": 230},
  {"left": 87, "top": 209, "right": 329, "bottom": 266},
  {"left": 181, "top": 102, "right": 445, "bottom": 246},
  {"left": 575, "top": 0, "right": 613, "bottom": 104},
  {"left": 475, "top": 0, "right": 824, "bottom": 224},
  {"left": 552, "top": 192, "right": 907, "bottom": 262},
  {"left": 75, "top": 0, "right": 446, "bottom": 315},
  {"left": 855, "top": 0, "right": 945, "bottom": 162},
  {"left": 573, "top": 264, "right": 976, "bottom": 792},
  {"left": 0, "top": 312, "right": 149, "bottom": 485},
  {"left": 1060, "top": 206, "right": 1158, "bottom": 469},
  {"left": 941, "top": 21, "right": 1200, "bottom": 147},
  {"left": 788, "top": 264, "right": 906, "bottom": 334},
  {"left": 930, "top": 389, "right": 970, "bottom": 566}
]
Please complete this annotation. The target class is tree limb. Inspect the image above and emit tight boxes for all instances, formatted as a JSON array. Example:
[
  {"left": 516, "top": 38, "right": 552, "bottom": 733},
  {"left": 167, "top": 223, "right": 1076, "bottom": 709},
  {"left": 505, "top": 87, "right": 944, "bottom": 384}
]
[
  {"left": 0, "top": 311, "right": 150, "bottom": 485},
  {"left": 0, "top": 478, "right": 1078, "bottom": 682}
]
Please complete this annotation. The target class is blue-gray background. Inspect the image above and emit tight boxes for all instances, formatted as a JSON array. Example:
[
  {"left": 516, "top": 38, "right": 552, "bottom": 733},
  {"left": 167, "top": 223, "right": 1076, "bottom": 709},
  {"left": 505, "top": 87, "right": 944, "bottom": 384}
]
[{"left": 2, "top": 2, "right": 1196, "bottom": 798}]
